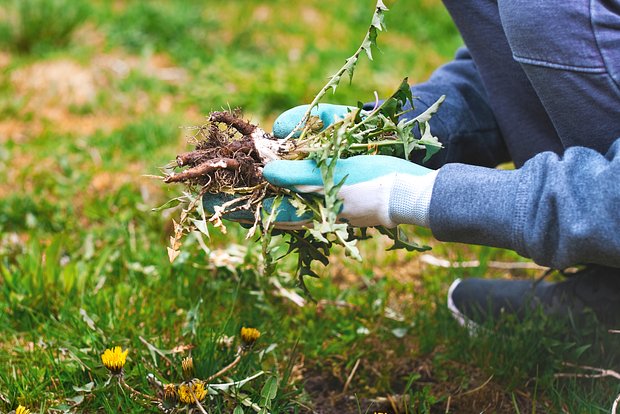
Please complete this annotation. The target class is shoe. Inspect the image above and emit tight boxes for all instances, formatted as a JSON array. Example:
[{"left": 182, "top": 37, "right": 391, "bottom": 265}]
[{"left": 447, "top": 265, "right": 620, "bottom": 328}]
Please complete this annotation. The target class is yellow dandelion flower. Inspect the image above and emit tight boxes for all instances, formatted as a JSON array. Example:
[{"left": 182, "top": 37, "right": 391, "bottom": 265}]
[
  {"left": 181, "top": 356, "right": 194, "bottom": 379},
  {"left": 163, "top": 383, "right": 177, "bottom": 402},
  {"left": 178, "top": 380, "right": 207, "bottom": 404},
  {"left": 16, "top": 406, "right": 30, "bottom": 414},
  {"left": 192, "top": 380, "right": 207, "bottom": 402},
  {"left": 178, "top": 383, "right": 191, "bottom": 404},
  {"left": 101, "top": 346, "right": 128, "bottom": 375},
  {"left": 240, "top": 327, "right": 261, "bottom": 347}
]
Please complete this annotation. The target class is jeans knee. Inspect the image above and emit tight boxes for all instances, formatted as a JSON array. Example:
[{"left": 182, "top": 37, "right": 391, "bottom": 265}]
[{"left": 498, "top": 0, "right": 604, "bottom": 70}]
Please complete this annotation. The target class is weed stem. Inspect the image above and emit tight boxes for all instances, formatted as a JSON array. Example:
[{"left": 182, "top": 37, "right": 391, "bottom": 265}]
[
  {"left": 119, "top": 377, "right": 158, "bottom": 402},
  {"left": 204, "top": 350, "right": 243, "bottom": 383},
  {"left": 284, "top": 1, "right": 386, "bottom": 140}
]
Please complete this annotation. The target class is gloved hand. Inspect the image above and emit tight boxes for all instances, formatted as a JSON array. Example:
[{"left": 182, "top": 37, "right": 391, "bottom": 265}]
[
  {"left": 272, "top": 104, "right": 356, "bottom": 138},
  {"left": 263, "top": 155, "right": 438, "bottom": 228}
]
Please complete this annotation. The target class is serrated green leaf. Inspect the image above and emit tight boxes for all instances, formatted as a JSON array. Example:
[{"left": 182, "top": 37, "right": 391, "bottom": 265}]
[
  {"left": 190, "top": 218, "right": 209, "bottom": 236},
  {"left": 365, "top": 27, "right": 377, "bottom": 60},
  {"left": 300, "top": 267, "right": 320, "bottom": 278},
  {"left": 152, "top": 197, "right": 184, "bottom": 212},
  {"left": 419, "top": 121, "right": 443, "bottom": 163},
  {"left": 376, "top": 226, "right": 431, "bottom": 252},
  {"left": 308, "top": 227, "right": 329, "bottom": 244},
  {"left": 344, "top": 240, "right": 361, "bottom": 260},
  {"left": 345, "top": 56, "right": 357, "bottom": 83},
  {"left": 414, "top": 95, "right": 445, "bottom": 124},
  {"left": 372, "top": 0, "right": 388, "bottom": 30},
  {"left": 422, "top": 143, "right": 442, "bottom": 163},
  {"left": 371, "top": 12, "right": 385, "bottom": 31},
  {"left": 288, "top": 196, "right": 308, "bottom": 216},
  {"left": 399, "top": 77, "right": 414, "bottom": 108},
  {"left": 328, "top": 74, "right": 341, "bottom": 93}
]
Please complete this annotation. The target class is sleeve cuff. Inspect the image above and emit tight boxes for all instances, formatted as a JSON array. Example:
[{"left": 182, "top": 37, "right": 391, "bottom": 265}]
[{"left": 428, "top": 163, "right": 527, "bottom": 252}]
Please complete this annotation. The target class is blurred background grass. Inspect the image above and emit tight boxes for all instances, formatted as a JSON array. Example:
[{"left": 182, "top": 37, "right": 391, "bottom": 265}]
[{"left": 0, "top": 0, "right": 618, "bottom": 412}]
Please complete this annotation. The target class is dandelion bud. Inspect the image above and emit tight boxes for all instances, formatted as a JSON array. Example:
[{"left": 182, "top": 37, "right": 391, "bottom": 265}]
[
  {"left": 163, "top": 383, "right": 178, "bottom": 403},
  {"left": 240, "top": 327, "right": 261, "bottom": 348},
  {"left": 181, "top": 356, "right": 195, "bottom": 380}
]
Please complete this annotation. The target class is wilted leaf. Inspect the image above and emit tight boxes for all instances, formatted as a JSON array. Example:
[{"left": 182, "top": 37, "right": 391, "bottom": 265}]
[
  {"left": 167, "top": 247, "right": 180, "bottom": 263},
  {"left": 72, "top": 382, "right": 94, "bottom": 393}
]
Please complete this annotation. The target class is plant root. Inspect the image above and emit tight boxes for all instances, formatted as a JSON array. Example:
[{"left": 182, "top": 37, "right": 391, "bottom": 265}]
[
  {"left": 208, "top": 111, "right": 257, "bottom": 136},
  {"left": 165, "top": 109, "right": 267, "bottom": 191},
  {"left": 164, "top": 158, "right": 240, "bottom": 183}
]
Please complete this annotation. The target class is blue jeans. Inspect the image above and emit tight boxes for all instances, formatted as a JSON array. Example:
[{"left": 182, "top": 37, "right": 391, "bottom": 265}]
[
  {"left": 442, "top": 0, "right": 620, "bottom": 166},
  {"left": 402, "top": 0, "right": 620, "bottom": 267},
  {"left": 406, "top": 0, "right": 620, "bottom": 169}
]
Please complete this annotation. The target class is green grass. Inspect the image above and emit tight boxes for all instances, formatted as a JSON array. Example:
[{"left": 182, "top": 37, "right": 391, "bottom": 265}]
[
  {"left": 0, "top": 0, "right": 90, "bottom": 54},
  {"left": 0, "top": 0, "right": 618, "bottom": 412}
]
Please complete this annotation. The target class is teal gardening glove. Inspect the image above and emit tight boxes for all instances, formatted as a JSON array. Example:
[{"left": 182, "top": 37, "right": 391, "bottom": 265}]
[
  {"left": 205, "top": 104, "right": 439, "bottom": 229},
  {"left": 272, "top": 103, "right": 357, "bottom": 139},
  {"left": 263, "top": 155, "right": 438, "bottom": 228},
  {"left": 268, "top": 104, "right": 439, "bottom": 229}
]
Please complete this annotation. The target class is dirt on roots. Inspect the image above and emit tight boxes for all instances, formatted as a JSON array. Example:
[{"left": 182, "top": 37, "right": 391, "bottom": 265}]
[{"left": 164, "top": 110, "right": 265, "bottom": 192}]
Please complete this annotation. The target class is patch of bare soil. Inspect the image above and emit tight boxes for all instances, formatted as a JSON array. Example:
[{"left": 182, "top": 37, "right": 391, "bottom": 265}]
[
  {"left": 302, "top": 369, "right": 394, "bottom": 414},
  {"left": 90, "top": 162, "right": 163, "bottom": 200},
  {"left": 0, "top": 52, "right": 11, "bottom": 69},
  {"left": 11, "top": 59, "right": 100, "bottom": 118},
  {"left": 295, "top": 330, "right": 549, "bottom": 414},
  {"left": 4, "top": 49, "right": 188, "bottom": 141},
  {"left": 52, "top": 113, "right": 127, "bottom": 136},
  {"left": 0, "top": 119, "right": 38, "bottom": 143},
  {"left": 4, "top": 57, "right": 103, "bottom": 141},
  {"left": 301, "top": 356, "right": 548, "bottom": 414},
  {"left": 0, "top": 113, "right": 126, "bottom": 143}
]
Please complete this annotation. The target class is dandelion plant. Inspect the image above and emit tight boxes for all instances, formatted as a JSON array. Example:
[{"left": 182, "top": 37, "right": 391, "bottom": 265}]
[{"left": 160, "top": 0, "right": 444, "bottom": 295}]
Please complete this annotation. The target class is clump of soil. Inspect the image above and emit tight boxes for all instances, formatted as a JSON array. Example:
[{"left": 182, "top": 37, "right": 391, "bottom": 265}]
[{"left": 164, "top": 110, "right": 267, "bottom": 192}]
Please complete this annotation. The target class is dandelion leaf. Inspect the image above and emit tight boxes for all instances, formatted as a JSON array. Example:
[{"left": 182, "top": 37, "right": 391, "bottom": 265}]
[{"left": 377, "top": 226, "right": 431, "bottom": 252}]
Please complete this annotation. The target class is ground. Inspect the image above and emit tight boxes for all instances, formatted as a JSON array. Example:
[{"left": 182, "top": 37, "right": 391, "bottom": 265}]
[{"left": 0, "top": 0, "right": 619, "bottom": 413}]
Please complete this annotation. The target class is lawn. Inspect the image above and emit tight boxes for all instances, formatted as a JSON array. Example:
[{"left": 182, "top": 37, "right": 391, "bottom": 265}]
[{"left": 0, "top": 0, "right": 619, "bottom": 413}]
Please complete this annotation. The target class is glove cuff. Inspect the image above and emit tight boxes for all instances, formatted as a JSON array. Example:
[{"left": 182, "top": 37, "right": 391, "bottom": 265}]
[{"left": 389, "top": 170, "right": 439, "bottom": 227}]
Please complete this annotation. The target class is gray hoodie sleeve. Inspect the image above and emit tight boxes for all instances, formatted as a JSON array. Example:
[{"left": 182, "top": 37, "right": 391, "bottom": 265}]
[{"left": 429, "top": 138, "right": 620, "bottom": 269}]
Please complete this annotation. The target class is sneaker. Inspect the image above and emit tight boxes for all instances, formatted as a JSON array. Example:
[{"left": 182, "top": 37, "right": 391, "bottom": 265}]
[{"left": 447, "top": 265, "right": 620, "bottom": 328}]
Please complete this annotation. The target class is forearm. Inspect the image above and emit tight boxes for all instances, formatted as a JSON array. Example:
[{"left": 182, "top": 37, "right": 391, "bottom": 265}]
[{"left": 428, "top": 139, "right": 620, "bottom": 269}]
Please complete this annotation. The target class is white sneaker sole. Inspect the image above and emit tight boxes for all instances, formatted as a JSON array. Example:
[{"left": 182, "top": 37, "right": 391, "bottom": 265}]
[{"left": 447, "top": 278, "right": 482, "bottom": 334}]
